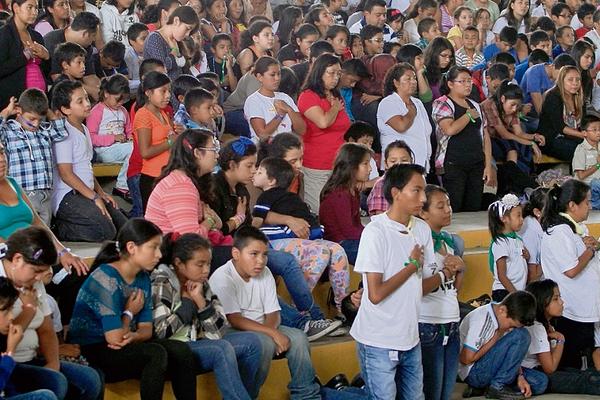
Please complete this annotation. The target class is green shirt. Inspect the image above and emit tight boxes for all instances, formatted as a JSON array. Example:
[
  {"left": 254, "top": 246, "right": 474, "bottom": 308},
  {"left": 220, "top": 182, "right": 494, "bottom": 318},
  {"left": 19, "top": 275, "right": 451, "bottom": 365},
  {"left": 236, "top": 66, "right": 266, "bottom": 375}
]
[{"left": 0, "top": 177, "right": 34, "bottom": 240}]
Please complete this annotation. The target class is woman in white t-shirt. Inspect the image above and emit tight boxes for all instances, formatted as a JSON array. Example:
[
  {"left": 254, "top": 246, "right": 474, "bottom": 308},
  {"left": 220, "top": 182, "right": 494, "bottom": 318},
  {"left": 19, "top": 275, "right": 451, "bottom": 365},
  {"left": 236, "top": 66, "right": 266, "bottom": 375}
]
[
  {"left": 519, "top": 187, "right": 548, "bottom": 282},
  {"left": 419, "top": 184, "right": 465, "bottom": 400},
  {"left": 243, "top": 56, "right": 306, "bottom": 143},
  {"left": 492, "top": 0, "right": 530, "bottom": 35},
  {"left": 522, "top": 279, "right": 600, "bottom": 395},
  {"left": 377, "top": 63, "right": 432, "bottom": 171},
  {"left": 540, "top": 180, "right": 600, "bottom": 370}
]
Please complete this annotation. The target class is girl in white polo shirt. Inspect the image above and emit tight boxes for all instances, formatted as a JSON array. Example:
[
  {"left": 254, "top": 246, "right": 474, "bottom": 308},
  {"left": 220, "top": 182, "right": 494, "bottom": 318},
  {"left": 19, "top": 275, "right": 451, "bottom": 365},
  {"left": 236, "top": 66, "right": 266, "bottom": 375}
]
[
  {"left": 488, "top": 193, "right": 530, "bottom": 302},
  {"left": 419, "top": 184, "right": 465, "bottom": 400},
  {"left": 540, "top": 179, "right": 600, "bottom": 370}
]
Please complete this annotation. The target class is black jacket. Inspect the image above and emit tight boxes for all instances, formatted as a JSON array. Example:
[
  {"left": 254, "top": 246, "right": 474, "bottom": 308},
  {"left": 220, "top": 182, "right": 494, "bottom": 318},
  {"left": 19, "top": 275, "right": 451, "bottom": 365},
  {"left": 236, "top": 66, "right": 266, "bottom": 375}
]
[{"left": 0, "top": 20, "right": 50, "bottom": 108}]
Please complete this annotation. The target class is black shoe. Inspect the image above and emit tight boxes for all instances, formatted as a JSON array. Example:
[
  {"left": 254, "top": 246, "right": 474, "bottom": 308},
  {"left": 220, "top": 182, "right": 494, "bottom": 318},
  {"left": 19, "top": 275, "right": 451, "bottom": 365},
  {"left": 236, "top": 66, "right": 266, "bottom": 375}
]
[
  {"left": 463, "top": 385, "right": 485, "bottom": 398},
  {"left": 350, "top": 373, "right": 365, "bottom": 389},
  {"left": 112, "top": 187, "right": 132, "bottom": 203},
  {"left": 485, "top": 386, "right": 525, "bottom": 400},
  {"left": 325, "top": 374, "right": 349, "bottom": 391}
]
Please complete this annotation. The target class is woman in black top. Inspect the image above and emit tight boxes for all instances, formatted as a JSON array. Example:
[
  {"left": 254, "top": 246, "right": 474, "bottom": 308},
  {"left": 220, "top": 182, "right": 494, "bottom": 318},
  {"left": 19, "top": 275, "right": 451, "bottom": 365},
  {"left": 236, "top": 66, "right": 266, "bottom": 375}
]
[{"left": 538, "top": 65, "right": 585, "bottom": 162}]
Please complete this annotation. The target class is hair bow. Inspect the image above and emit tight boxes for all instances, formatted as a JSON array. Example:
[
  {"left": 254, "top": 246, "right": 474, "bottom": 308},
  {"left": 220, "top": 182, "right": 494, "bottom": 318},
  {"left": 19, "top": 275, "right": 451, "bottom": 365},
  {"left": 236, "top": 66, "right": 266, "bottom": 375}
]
[
  {"left": 171, "top": 232, "right": 181, "bottom": 241},
  {"left": 232, "top": 137, "right": 254, "bottom": 156},
  {"left": 488, "top": 193, "right": 520, "bottom": 217}
]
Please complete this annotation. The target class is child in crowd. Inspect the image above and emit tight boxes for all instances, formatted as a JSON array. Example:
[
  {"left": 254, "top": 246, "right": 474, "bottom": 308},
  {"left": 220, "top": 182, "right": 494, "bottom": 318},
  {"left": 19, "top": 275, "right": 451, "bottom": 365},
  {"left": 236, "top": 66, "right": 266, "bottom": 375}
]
[
  {"left": 0, "top": 276, "right": 57, "bottom": 400},
  {"left": 455, "top": 26, "right": 484, "bottom": 68},
  {"left": 524, "top": 279, "right": 600, "bottom": 395},
  {"left": 207, "top": 33, "right": 238, "bottom": 93},
  {"left": 259, "top": 132, "right": 305, "bottom": 196},
  {"left": 555, "top": 25, "right": 576, "bottom": 58},
  {"left": 360, "top": 25, "right": 385, "bottom": 57},
  {"left": 237, "top": 21, "right": 275, "bottom": 75},
  {"left": 459, "top": 291, "right": 537, "bottom": 399},
  {"left": 226, "top": 0, "right": 246, "bottom": 52},
  {"left": 338, "top": 59, "right": 371, "bottom": 122},
  {"left": 325, "top": 25, "right": 351, "bottom": 59},
  {"left": 432, "top": 66, "right": 495, "bottom": 212},
  {"left": 349, "top": 34, "right": 364, "bottom": 58},
  {"left": 208, "top": 227, "right": 322, "bottom": 399},
  {"left": 278, "top": 24, "right": 320, "bottom": 67},
  {"left": 472, "top": 62, "right": 510, "bottom": 102},
  {"left": 172, "top": 74, "right": 201, "bottom": 118},
  {"left": 474, "top": 8, "right": 495, "bottom": 48},
  {"left": 52, "top": 80, "right": 128, "bottom": 242},
  {"left": 403, "top": 0, "right": 437, "bottom": 44},
  {"left": 574, "top": 3, "right": 595, "bottom": 38},
  {"left": 483, "top": 26, "right": 518, "bottom": 62},
  {"left": 350, "top": 163, "right": 432, "bottom": 399},
  {"left": 572, "top": 115, "right": 600, "bottom": 209},
  {"left": 344, "top": 121, "right": 380, "bottom": 191},
  {"left": 93, "top": 40, "right": 126, "bottom": 79},
  {"left": 252, "top": 157, "right": 351, "bottom": 313},
  {"left": 519, "top": 187, "right": 548, "bottom": 282},
  {"left": 541, "top": 180, "right": 600, "bottom": 370},
  {"left": 514, "top": 49, "right": 550, "bottom": 85},
  {"left": 367, "top": 140, "right": 414, "bottom": 215},
  {"left": 87, "top": 74, "right": 134, "bottom": 199},
  {"left": 447, "top": 6, "right": 474, "bottom": 49},
  {"left": 319, "top": 143, "right": 372, "bottom": 265},
  {"left": 152, "top": 232, "right": 263, "bottom": 399},
  {"left": 586, "top": 10, "right": 600, "bottom": 68},
  {"left": 54, "top": 42, "right": 87, "bottom": 83},
  {"left": 99, "top": 0, "right": 139, "bottom": 47},
  {"left": 0, "top": 90, "right": 68, "bottom": 225},
  {"left": 420, "top": 185, "right": 465, "bottom": 400},
  {"left": 133, "top": 71, "right": 174, "bottom": 210},
  {"left": 68, "top": 219, "right": 198, "bottom": 400},
  {"left": 124, "top": 23, "right": 149, "bottom": 92},
  {"left": 531, "top": 0, "right": 557, "bottom": 20},
  {"left": 488, "top": 193, "right": 530, "bottom": 302},
  {"left": 200, "top": 0, "right": 234, "bottom": 43},
  {"left": 244, "top": 57, "right": 305, "bottom": 143},
  {"left": 182, "top": 88, "right": 222, "bottom": 137},
  {"left": 415, "top": 17, "right": 439, "bottom": 49}
]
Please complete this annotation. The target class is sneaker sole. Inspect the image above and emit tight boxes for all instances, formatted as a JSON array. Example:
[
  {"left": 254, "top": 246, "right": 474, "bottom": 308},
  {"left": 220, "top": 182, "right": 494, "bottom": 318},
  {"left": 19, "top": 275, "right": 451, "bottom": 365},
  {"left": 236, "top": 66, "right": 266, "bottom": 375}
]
[
  {"left": 307, "top": 320, "right": 343, "bottom": 342},
  {"left": 327, "top": 326, "right": 349, "bottom": 337}
]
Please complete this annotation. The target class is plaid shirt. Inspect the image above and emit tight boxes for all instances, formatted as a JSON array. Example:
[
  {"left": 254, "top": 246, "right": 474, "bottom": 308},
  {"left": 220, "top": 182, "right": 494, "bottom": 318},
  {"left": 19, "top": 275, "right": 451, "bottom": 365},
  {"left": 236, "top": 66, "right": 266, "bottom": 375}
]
[
  {"left": 367, "top": 177, "right": 388, "bottom": 215},
  {"left": 0, "top": 117, "right": 68, "bottom": 191},
  {"left": 151, "top": 264, "right": 228, "bottom": 341}
]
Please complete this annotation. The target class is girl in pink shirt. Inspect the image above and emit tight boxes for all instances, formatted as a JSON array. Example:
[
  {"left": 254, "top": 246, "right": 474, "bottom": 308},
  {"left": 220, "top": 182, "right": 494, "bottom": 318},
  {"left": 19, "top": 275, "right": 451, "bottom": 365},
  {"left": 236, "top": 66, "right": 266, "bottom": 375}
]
[{"left": 86, "top": 74, "right": 134, "bottom": 195}]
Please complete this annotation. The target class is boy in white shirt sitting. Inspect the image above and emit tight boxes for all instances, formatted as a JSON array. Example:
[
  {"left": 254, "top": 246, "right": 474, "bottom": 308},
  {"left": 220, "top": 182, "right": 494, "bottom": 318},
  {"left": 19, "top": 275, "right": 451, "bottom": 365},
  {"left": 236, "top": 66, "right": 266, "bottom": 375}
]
[
  {"left": 572, "top": 115, "right": 600, "bottom": 209},
  {"left": 459, "top": 291, "right": 536, "bottom": 399},
  {"left": 208, "top": 226, "right": 321, "bottom": 400},
  {"left": 349, "top": 163, "right": 434, "bottom": 399}
]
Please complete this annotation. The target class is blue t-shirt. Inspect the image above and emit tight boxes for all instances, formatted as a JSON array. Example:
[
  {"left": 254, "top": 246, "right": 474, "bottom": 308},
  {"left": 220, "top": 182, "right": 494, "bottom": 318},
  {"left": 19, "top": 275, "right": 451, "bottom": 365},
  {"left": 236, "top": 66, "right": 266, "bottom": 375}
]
[
  {"left": 520, "top": 63, "right": 553, "bottom": 104},
  {"left": 68, "top": 263, "right": 153, "bottom": 346},
  {"left": 340, "top": 87, "right": 355, "bottom": 122},
  {"left": 514, "top": 58, "right": 528, "bottom": 84},
  {"left": 483, "top": 44, "right": 518, "bottom": 63},
  {"left": 552, "top": 44, "right": 566, "bottom": 59}
]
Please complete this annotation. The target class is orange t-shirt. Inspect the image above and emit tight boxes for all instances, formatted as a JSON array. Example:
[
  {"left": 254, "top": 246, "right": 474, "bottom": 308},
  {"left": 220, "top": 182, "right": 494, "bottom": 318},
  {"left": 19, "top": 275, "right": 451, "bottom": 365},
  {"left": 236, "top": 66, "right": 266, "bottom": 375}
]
[{"left": 133, "top": 107, "right": 172, "bottom": 177}]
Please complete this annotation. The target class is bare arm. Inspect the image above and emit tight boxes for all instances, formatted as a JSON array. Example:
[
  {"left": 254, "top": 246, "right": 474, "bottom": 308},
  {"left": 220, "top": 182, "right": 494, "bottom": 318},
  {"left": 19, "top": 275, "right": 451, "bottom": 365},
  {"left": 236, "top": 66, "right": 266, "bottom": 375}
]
[
  {"left": 302, "top": 103, "right": 341, "bottom": 130},
  {"left": 530, "top": 92, "right": 543, "bottom": 115},
  {"left": 385, "top": 103, "right": 417, "bottom": 134},
  {"left": 137, "top": 128, "right": 170, "bottom": 159},
  {"left": 37, "top": 316, "right": 60, "bottom": 371},
  {"left": 460, "top": 330, "right": 503, "bottom": 365},
  {"left": 563, "top": 248, "right": 595, "bottom": 278},
  {"left": 496, "top": 257, "right": 518, "bottom": 293},
  {"left": 366, "top": 264, "right": 418, "bottom": 305}
]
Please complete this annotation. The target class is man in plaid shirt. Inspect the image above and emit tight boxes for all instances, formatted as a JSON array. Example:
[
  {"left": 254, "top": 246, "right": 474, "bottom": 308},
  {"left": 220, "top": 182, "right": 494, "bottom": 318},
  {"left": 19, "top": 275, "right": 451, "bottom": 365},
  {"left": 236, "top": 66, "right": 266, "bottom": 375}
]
[{"left": 0, "top": 90, "right": 68, "bottom": 225}]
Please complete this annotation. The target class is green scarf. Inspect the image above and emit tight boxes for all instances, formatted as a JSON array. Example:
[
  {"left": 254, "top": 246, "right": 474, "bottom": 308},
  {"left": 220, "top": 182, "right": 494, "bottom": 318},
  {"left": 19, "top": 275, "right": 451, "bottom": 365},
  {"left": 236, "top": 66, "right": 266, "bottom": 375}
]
[
  {"left": 488, "top": 232, "right": 523, "bottom": 273},
  {"left": 559, "top": 212, "right": 585, "bottom": 236},
  {"left": 431, "top": 230, "right": 455, "bottom": 253}
]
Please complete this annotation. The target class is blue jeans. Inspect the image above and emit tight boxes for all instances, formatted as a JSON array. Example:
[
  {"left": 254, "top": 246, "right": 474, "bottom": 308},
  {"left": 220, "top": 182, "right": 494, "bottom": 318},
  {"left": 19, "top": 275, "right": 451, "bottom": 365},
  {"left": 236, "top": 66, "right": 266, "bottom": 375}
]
[
  {"left": 187, "top": 331, "right": 262, "bottom": 400},
  {"left": 94, "top": 141, "right": 133, "bottom": 190},
  {"left": 357, "top": 342, "right": 425, "bottom": 400},
  {"left": 255, "top": 326, "right": 320, "bottom": 400},
  {"left": 224, "top": 110, "right": 250, "bottom": 137},
  {"left": 5, "top": 390, "right": 57, "bottom": 400},
  {"left": 267, "top": 250, "right": 325, "bottom": 321},
  {"left": 590, "top": 179, "right": 600, "bottom": 210},
  {"left": 465, "top": 327, "right": 531, "bottom": 391},
  {"left": 127, "top": 174, "right": 143, "bottom": 218},
  {"left": 419, "top": 322, "right": 460, "bottom": 400},
  {"left": 321, "top": 387, "right": 367, "bottom": 399},
  {"left": 521, "top": 367, "right": 549, "bottom": 395},
  {"left": 279, "top": 297, "right": 310, "bottom": 330},
  {"left": 340, "top": 240, "right": 360, "bottom": 265},
  {"left": 10, "top": 361, "right": 102, "bottom": 400}
]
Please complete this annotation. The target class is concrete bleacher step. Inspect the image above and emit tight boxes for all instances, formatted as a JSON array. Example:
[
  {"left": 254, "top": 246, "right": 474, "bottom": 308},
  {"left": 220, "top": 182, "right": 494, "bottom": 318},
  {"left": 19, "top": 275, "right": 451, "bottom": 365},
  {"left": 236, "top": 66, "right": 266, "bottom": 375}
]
[{"left": 92, "top": 163, "right": 121, "bottom": 178}]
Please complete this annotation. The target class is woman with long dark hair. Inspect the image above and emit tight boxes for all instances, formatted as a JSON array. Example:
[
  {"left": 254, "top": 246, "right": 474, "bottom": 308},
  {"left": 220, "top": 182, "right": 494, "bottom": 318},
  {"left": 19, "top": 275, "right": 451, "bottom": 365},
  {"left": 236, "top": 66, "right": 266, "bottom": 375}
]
[
  {"left": 424, "top": 37, "right": 455, "bottom": 101},
  {"left": 298, "top": 53, "right": 351, "bottom": 212},
  {"left": 571, "top": 39, "right": 594, "bottom": 106},
  {"left": 34, "top": 0, "right": 70, "bottom": 36},
  {"left": 275, "top": 6, "right": 302, "bottom": 48}
]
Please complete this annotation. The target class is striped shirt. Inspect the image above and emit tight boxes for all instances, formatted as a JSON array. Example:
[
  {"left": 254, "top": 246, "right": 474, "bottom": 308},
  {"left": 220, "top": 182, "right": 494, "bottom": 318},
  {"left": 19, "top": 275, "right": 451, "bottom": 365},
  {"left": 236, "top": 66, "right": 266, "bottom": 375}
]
[
  {"left": 455, "top": 48, "right": 485, "bottom": 69},
  {"left": 0, "top": 117, "right": 68, "bottom": 191}
]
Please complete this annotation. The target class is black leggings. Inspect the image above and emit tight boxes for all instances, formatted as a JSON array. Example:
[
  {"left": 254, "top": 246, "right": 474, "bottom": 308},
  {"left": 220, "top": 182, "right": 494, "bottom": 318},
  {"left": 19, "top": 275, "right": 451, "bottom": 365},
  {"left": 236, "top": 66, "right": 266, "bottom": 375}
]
[
  {"left": 554, "top": 316, "right": 594, "bottom": 370},
  {"left": 81, "top": 339, "right": 197, "bottom": 400},
  {"left": 442, "top": 161, "right": 485, "bottom": 212},
  {"left": 139, "top": 174, "right": 156, "bottom": 213}
]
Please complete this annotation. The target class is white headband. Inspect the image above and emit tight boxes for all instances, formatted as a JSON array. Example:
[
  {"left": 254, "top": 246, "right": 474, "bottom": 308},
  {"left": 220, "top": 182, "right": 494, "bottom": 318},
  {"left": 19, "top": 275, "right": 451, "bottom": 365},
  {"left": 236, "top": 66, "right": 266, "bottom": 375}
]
[{"left": 489, "top": 193, "right": 520, "bottom": 217}]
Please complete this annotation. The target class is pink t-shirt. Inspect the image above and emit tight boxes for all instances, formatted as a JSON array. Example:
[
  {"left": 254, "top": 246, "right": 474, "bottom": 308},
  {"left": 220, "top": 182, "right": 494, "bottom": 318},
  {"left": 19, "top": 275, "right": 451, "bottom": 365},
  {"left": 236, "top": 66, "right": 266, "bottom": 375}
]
[
  {"left": 86, "top": 102, "right": 133, "bottom": 147},
  {"left": 297, "top": 89, "right": 351, "bottom": 171},
  {"left": 25, "top": 58, "right": 46, "bottom": 92}
]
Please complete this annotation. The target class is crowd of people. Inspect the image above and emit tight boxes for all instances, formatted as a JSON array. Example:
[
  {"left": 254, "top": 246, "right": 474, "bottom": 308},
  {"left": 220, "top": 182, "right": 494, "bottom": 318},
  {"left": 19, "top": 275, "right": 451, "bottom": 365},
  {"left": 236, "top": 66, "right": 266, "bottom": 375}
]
[{"left": 1, "top": 0, "right": 600, "bottom": 397}]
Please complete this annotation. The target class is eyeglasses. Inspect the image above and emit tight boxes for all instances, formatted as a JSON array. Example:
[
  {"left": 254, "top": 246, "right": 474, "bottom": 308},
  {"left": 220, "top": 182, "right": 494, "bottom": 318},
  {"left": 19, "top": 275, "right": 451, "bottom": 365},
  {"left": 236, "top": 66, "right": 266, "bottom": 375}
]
[
  {"left": 368, "top": 38, "right": 384, "bottom": 43},
  {"left": 198, "top": 144, "right": 221, "bottom": 153},
  {"left": 586, "top": 128, "right": 600, "bottom": 133},
  {"left": 559, "top": 13, "right": 571, "bottom": 18},
  {"left": 453, "top": 78, "right": 473, "bottom": 84},
  {"left": 325, "top": 70, "right": 342, "bottom": 77}
]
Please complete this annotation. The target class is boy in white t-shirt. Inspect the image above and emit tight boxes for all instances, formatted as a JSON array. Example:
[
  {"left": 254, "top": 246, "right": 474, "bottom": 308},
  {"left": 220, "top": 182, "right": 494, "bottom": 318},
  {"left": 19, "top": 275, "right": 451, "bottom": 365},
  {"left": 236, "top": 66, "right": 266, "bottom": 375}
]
[
  {"left": 208, "top": 226, "right": 321, "bottom": 400},
  {"left": 572, "top": 116, "right": 600, "bottom": 210},
  {"left": 459, "top": 291, "right": 536, "bottom": 399},
  {"left": 349, "top": 163, "right": 434, "bottom": 399}
]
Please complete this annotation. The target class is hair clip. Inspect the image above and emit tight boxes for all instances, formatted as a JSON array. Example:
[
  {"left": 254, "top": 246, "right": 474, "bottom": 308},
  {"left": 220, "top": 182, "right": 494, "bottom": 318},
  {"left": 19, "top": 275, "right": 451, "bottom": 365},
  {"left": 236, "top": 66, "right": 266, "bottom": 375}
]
[
  {"left": 183, "top": 138, "right": 193, "bottom": 151},
  {"left": 115, "top": 241, "right": 120, "bottom": 250},
  {"left": 32, "top": 249, "right": 43, "bottom": 261},
  {"left": 232, "top": 137, "right": 254, "bottom": 156},
  {"left": 171, "top": 232, "right": 181, "bottom": 241},
  {"left": 488, "top": 193, "right": 520, "bottom": 217}
]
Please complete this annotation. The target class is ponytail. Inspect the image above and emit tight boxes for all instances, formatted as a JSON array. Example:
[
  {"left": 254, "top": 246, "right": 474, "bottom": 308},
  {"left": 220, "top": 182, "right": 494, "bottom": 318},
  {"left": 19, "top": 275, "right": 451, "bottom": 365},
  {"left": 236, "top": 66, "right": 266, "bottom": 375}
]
[
  {"left": 240, "top": 21, "right": 272, "bottom": 50},
  {"left": 136, "top": 71, "right": 171, "bottom": 109},
  {"left": 541, "top": 180, "right": 590, "bottom": 233},
  {"left": 91, "top": 218, "right": 163, "bottom": 269}
]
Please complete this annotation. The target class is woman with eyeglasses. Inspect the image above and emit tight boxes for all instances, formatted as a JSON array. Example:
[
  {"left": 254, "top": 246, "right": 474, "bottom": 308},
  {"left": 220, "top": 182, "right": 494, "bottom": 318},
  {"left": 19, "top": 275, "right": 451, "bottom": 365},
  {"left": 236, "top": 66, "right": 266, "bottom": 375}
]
[
  {"left": 34, "top": 0, "right": 71, "bottom": 36},
  {"left": 298, "top": 53, "right": 351, "bottom": 212},
  {"left": 424, "top": 37, "right": 455, "bottom": 101},
  {"left": 145, "top": 128, "right": 236, "bottom": 272},
  {"left": 432, "top": 66, "right": 496, "bottom": 212},
  {"left": 538, "top": 65, "right": 585, "bottom": 162},
  {"left": 377, "top": 63, "right": 432, "bottom": 172}
]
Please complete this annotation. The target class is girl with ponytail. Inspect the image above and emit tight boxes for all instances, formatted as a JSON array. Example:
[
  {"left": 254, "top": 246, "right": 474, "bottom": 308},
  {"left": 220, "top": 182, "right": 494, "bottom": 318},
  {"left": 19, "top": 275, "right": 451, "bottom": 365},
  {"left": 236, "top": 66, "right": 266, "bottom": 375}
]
[
  {"left": 151, "top": 232, "right": 263, "bottom": 399},
  {"left": 540, "top": 179, "right": 600, "bottom": 371},
  {"left": 69, "top": 219, "right": 198, "bottom": 400}
]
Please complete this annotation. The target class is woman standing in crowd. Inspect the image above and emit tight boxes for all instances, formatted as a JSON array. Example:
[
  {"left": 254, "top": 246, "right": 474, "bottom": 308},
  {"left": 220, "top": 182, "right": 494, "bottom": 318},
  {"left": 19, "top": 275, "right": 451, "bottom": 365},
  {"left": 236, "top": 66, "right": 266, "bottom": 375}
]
[
  {"left": 424, "top": 38, "right": 455, "bottom": 101},
  {"left": 298, "top": 53, "right": 351, "bottom": 212}
]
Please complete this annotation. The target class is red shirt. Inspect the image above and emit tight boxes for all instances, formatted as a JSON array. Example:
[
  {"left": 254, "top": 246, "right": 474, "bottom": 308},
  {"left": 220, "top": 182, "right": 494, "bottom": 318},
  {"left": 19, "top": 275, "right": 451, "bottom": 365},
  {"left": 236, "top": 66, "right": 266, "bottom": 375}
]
[
  {"left": 576, "top": 26, "right": 590, "bottom": 39},
  {"left": 319, "top": 187, "right": 363, "bottom": 242},
  {"left": 297, "top": 89, "right": 351, "bottom": 170}
]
